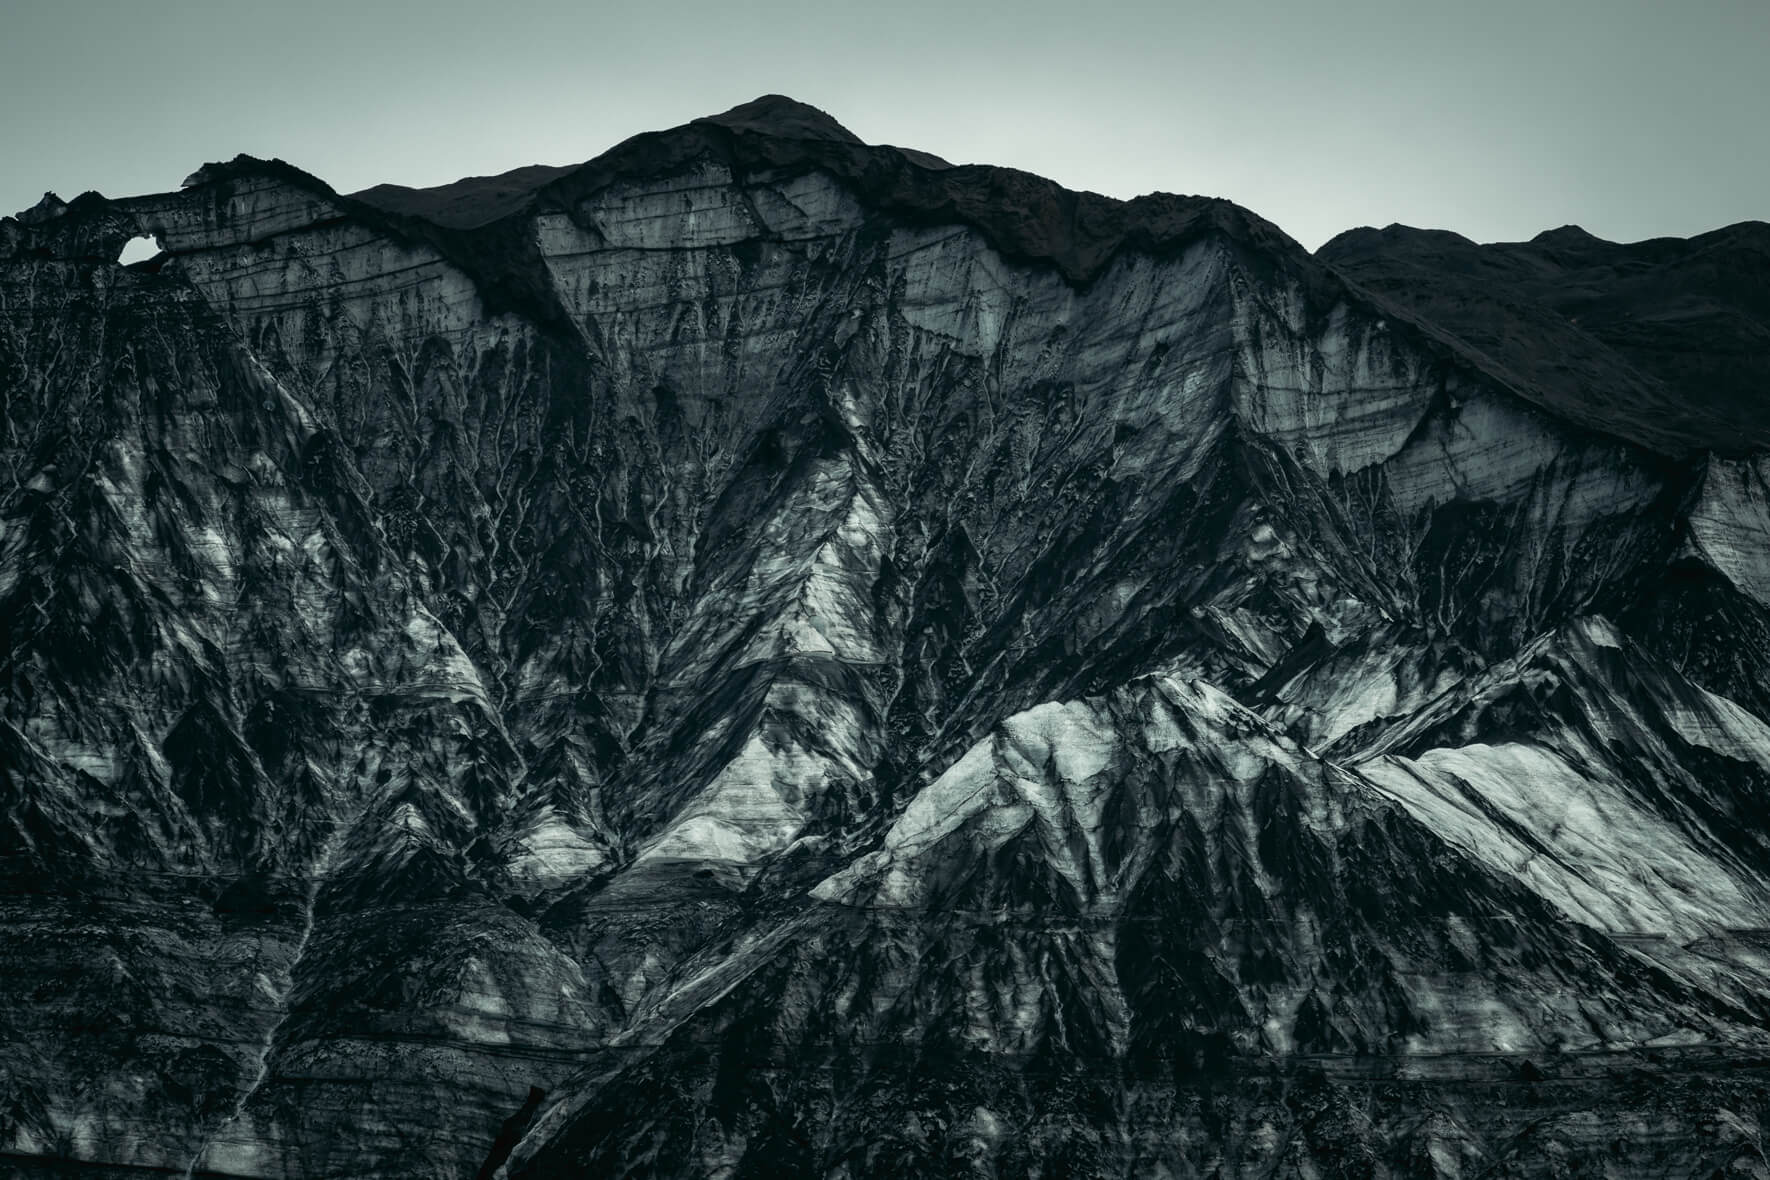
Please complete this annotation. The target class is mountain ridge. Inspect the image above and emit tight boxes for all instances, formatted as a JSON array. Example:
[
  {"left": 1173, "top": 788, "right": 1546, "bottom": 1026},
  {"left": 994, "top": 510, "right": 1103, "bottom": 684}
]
[{"left": 10, "top": 95, "right": 1762, "bottom": 459}]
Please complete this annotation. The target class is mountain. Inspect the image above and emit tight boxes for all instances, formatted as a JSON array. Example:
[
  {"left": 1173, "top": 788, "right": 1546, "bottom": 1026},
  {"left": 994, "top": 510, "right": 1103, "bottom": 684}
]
[
  {"left": 1317, "top": 219, "right": 1770, "bottom": 457},
  {"left": 3, "top": 94, "right": 1770, "bottom": 1177}
]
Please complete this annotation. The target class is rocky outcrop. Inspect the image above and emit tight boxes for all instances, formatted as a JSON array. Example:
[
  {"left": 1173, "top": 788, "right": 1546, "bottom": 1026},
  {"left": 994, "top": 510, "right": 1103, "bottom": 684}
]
[{"left": 3, "top": 95, "right": 1770, "bottom": 1177}]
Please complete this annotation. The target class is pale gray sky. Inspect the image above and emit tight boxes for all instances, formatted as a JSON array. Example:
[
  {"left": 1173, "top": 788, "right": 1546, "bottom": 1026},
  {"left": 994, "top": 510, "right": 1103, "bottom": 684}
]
[{"left": 4, "top": 0, "right": 1766, "bottom": 250}]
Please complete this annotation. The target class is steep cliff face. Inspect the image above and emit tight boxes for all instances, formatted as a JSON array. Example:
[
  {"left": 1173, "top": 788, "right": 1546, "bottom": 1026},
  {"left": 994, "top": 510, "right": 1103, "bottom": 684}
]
[{"left": 3, "top": 95, "right": 1770, "bottom": 1177}]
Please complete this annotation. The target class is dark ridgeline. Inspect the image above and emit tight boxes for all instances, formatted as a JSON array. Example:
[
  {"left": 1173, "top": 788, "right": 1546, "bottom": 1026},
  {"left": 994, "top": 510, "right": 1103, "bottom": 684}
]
[{"left": 3, "top": 95, "right": 1770, "bottom": 1177}]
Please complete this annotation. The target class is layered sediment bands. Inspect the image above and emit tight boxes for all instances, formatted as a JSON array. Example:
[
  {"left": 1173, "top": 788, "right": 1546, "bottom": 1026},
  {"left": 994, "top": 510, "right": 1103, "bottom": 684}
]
[{"left": 5, "top": 96, "right": 1770, "bottom": 1176}]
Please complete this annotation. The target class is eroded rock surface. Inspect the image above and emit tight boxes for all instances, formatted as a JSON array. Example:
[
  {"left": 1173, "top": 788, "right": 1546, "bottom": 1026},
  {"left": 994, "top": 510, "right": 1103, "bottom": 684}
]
[{"left": 5, "top": 95, "right": 1770, "bottom": 1177}]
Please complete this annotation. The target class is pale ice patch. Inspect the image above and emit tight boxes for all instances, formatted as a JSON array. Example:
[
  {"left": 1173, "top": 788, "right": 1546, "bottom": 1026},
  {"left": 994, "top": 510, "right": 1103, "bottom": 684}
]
[
  {"left": 816, "top": 689, "right": 1192, "bottom": 908},
  {"left": 390, "top": 802, "right": 434, "bottom": 837},
  {"left": 636, "top": 734, "right": 815, "bottom": 866},
  {"left": 811, "top": 738, "right": 1005, "bottom": 906},
  {"left": 1687, "top": 456, "right": 1770, "bottom": 608},
  {"left": 508, "top": 811, "right": 609, "bottom": 890},
  {"left": 999, "top": 700, "right": 1116, "bottom": 786},
  {"left": 1232, "top": 295, "right": 1435, "bottom": 476},
  {"left": 1306, "top": 666, "right": 1401, "bottom": 748},
  {"left": 438, "top": 957, "right": 513, "bottom": 1046},
  {"left": 1570, "top": 616, "right": 1625, "bottom": 648},
  {"left": 1363, "top": 743, "right": 1770, "bottom": 939},
  {"left": 32, "top": 733, "right": 124, "bottom": 786}
]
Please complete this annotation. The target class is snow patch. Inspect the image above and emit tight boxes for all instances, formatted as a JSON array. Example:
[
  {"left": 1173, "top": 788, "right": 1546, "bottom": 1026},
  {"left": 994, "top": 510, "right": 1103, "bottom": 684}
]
[{"left": 1363, "top": 743, "right": 1770, "bottom": 939}]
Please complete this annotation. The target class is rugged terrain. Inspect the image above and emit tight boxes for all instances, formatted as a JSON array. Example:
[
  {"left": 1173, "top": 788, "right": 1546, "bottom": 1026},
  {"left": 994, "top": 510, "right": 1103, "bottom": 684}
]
[{"left": 3, "top": 95, "right": 1770, "bottom": 1177}]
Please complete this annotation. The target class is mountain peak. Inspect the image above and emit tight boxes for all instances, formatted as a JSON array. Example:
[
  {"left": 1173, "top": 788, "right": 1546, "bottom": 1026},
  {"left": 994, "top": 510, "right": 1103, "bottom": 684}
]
[
  {"left": 691, "top": 94, "right": 864, "bottom": 145},
  {"left": 1529, "top": 223, "right": 1607, "bottom": 247}
]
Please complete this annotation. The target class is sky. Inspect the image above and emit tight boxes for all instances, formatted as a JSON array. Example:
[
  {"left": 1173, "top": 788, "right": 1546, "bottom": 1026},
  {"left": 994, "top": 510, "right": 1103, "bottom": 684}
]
[{"left": 3, "top": 0, "right": 1766, "bottom": 251}]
